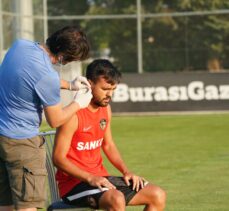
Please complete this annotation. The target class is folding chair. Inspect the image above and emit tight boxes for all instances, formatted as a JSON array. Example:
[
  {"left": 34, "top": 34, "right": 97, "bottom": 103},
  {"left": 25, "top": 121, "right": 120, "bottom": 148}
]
[{"left": 39, "top": 131, "right": 94, "bottom": 211}]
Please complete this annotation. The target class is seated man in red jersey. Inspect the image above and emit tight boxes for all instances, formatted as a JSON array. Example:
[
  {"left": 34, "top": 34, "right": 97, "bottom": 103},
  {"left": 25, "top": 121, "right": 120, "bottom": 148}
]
[{"left": 53, "top": 59, "right": 166, "bottom": 211}]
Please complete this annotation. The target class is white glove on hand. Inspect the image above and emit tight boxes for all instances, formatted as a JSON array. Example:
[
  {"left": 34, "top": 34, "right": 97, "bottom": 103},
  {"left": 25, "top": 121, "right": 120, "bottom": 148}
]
[
  {"left": 70, "top": 76, "right": 90, "bottom": 91},
  {"left": 74, "top": 88, "right": 92, "bottom": 108}
]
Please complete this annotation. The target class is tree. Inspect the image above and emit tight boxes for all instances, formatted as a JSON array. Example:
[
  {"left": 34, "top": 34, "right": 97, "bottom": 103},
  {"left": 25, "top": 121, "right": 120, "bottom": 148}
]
[
  {"left": 47, "top": 0, "right": 89, "bottom": 34},
  {"left": 46, "top": 0, "right": 229, "bottom": 72},
  {"left": 142, "top": 0, "right": 229, "bottom": 72}
]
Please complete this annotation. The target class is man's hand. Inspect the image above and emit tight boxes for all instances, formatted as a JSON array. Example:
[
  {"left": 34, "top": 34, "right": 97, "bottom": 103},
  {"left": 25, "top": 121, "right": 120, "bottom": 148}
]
[
  {"left": 87, "top": 175, "right": 116, "bottom": 191},
  {"left": 123, "top": 172, "right": 148, "bottom": 192},
  {"left": 70, "top": 76, "right": 90, "bottom": 91},
  {"left": 74, "top": 88, "right": 92, "bottom": 108}
]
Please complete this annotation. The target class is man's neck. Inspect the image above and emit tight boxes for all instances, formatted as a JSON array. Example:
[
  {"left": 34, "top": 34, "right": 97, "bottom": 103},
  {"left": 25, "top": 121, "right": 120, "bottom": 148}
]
[
  {"left": 40, "top": 44, "right": 58, "bottom": 64},
  {"left": 87, "top": 103, "right": 100, "bottom": 113}
]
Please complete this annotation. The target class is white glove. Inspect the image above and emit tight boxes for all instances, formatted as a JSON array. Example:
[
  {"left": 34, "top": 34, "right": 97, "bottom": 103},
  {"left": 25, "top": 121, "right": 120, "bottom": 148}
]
[
  {"left": 74, "top": 88, "right": 92, "bottom": 108},
  {"left": 70, "top": 76, "right": 90, "bottom": 91}
]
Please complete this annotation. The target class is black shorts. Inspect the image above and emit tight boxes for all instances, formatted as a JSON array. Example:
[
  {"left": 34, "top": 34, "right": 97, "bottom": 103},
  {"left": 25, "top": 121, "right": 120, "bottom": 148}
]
[{"left": 62, "top": 176, "right": 144, "bottom": 209}]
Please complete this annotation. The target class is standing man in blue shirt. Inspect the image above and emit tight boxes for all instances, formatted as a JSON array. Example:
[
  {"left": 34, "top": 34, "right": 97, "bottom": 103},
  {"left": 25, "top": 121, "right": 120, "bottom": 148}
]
[{"left": 0, "top": 26, "right": 92, "bottom": 211}]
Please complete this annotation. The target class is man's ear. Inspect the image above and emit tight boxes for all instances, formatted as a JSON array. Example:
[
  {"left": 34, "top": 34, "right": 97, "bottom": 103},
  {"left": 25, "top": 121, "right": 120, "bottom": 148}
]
[
  {"left": 88, "top": 79, "right": 93, "bottom": 87},
  {"left": 58, "top": 55, "right": 63, "bottom": 63}
]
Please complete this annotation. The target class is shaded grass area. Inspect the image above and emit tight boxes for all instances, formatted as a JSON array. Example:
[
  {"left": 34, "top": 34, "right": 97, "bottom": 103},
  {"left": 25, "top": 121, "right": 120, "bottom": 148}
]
[{"left": 41, "top": 113, "right": 229, "bottom": 211}]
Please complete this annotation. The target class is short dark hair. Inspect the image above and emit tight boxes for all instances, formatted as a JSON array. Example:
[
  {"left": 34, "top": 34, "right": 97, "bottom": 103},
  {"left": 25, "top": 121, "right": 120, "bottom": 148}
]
[
  {"left": 46, "top": 26, "right": 90, "bottom": 62},
  {"left": 86, "top": 59, "right": 121, "bottom": 85}
]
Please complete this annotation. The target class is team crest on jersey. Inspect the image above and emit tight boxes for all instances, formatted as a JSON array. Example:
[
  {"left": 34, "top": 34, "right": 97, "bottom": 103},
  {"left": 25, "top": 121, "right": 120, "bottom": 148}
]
[{"left": 99, "top": 119, "right": 107, "bottom": 130}]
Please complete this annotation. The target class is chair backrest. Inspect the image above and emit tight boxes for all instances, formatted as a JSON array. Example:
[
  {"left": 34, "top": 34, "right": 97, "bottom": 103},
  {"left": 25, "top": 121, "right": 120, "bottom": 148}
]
[
  {"left": 39, "top": 131, "right": 95, "bottom": 211},
  {"left": 39, "top": 131, "right": 60, "bottom": 203}
]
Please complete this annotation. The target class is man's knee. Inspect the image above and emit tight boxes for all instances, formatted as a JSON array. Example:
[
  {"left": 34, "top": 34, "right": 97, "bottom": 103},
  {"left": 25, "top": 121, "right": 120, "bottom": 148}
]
[
  {"left": 100, "top": 189, "right": 126, "bottom": 210},
  {"left": 150, "top": 186, "right": 166, "bottom": 208},
  {"left": 111, "top": 191, "right": 125, "bottom": 208}
]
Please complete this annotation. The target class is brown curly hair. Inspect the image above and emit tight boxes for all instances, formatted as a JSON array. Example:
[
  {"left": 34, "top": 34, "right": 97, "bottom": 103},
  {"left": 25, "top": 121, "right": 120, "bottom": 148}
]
[{"left": 46, "top": 26, "right": 90, "bottom": 63}]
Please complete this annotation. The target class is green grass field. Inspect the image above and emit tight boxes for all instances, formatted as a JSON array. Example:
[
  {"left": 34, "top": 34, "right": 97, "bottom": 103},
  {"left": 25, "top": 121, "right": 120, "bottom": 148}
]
[{"left": 41, "top": 113, "right": 229, "bottom": 211}]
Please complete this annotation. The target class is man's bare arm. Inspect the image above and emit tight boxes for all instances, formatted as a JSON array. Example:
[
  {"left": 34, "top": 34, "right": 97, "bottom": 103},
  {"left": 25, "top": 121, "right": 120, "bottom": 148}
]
[
  {"left": 102, "top": 105, "right": 129, "bottom": 174},
  {"left": 44, "top": 102, "right": 80, "bottom": 128},
  {"left": 102, "top": 105, "right": 145, "bottom": 191},
  {"left": 53, "top": 114, "right": 115, "bottom": 190}
]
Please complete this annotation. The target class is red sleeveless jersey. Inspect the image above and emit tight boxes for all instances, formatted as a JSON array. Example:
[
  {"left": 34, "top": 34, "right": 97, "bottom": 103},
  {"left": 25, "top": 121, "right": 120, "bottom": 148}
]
[{"left": 56, "top": 107, "right": 109, "bottom": 197}]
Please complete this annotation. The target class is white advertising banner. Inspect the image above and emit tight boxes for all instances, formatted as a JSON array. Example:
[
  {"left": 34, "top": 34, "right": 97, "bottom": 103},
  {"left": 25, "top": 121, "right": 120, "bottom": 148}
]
[{"left": 111, "top": 72, "right": 229, "bottom": 113}]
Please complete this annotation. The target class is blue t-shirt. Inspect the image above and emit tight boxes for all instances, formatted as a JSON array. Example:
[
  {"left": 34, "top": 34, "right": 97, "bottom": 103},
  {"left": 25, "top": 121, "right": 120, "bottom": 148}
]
[{"left": 0, "top": 39, "right": 60, "bottom": 139}]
